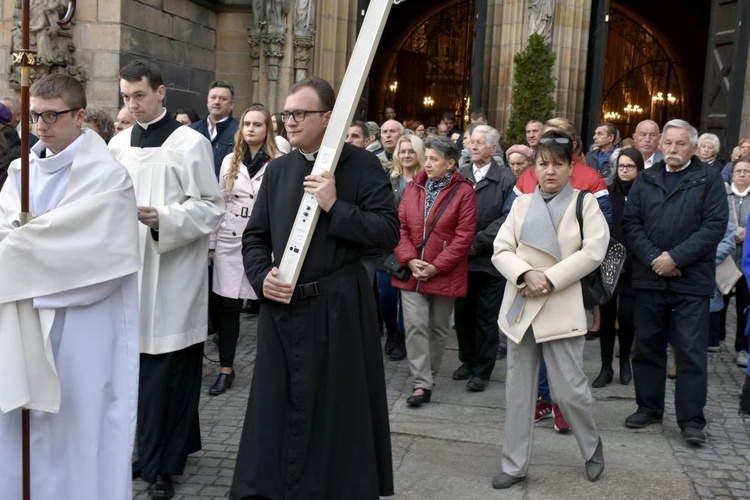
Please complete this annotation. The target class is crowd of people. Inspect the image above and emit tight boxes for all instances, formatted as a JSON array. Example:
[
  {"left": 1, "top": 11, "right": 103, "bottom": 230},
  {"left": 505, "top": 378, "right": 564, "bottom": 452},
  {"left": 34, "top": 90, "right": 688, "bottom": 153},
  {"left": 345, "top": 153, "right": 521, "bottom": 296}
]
[{"left": 2, "top": 63, "right": 750, "bottom": 500}]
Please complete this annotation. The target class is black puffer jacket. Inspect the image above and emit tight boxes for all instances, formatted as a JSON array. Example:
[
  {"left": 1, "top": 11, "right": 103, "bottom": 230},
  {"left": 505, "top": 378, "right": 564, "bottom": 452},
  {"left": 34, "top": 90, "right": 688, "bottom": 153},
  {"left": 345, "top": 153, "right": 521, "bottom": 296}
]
[{"left": 622, "top": 156, "right": 728, "bottom": 296}]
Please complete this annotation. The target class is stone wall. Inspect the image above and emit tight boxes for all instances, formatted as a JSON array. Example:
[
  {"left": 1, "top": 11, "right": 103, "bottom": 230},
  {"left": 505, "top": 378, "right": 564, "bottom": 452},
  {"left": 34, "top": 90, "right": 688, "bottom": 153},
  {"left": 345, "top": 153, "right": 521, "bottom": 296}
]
[{"left": 120, "top": 0, "right": 218, "bottom": 115}]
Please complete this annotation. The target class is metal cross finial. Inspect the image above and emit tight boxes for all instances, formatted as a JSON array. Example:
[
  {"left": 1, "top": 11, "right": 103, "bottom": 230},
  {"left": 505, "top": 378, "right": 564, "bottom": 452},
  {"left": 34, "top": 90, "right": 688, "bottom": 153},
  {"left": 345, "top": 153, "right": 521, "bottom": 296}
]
[{"left": 57, "top": 0, "right": 76, "bottom": 26}]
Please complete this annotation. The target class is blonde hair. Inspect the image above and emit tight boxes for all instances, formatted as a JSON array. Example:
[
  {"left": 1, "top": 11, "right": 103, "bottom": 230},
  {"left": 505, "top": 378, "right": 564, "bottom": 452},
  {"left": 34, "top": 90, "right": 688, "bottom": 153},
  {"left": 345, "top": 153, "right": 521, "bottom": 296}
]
[
  {"left": 225, "top": 104, "right": 279, "bottom": 193},
  {"left": 390, "top": 135, "right": 425, "bottom": 178}
]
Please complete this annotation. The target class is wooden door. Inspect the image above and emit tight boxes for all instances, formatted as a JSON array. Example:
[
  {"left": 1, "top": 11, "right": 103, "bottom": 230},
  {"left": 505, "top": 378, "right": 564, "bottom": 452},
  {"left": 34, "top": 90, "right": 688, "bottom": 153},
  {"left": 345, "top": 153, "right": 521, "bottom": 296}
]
[{"left": 700, "top": 0, "right": 750, "bottom": 157}]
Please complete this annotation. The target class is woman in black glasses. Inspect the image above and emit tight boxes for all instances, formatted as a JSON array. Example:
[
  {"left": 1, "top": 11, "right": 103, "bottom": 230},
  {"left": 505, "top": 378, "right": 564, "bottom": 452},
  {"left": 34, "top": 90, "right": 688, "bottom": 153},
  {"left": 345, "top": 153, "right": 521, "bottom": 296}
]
[
  {"left": 592, "top": 147, "right": 644, "bottom": 387},
  {"left": 491, "top": 130, "right": 609, "bottom": 488}
]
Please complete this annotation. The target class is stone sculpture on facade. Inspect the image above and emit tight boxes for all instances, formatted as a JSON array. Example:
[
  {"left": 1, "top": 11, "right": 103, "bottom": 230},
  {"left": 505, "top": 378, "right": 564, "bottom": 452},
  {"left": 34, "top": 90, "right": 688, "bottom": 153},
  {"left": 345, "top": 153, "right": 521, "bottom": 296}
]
[
  {"left": 293, "top": 0, "right": 316, "bottom": 82},
  {"left": 262, "top": 0, "right": 290, "bottom": 111},
  {"left": 248, "top": 0, "right": 265, "bottom": 102},
  {"left": 528, "top": 0, "right": 555, "bottom": 42},
  {"left": 9, "top": 0, "right": 85, "bottom": 88}
]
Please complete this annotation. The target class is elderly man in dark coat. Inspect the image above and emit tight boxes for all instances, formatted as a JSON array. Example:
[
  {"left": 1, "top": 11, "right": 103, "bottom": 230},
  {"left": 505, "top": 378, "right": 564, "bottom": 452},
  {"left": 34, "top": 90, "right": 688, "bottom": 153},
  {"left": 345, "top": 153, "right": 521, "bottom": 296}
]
[
  {"left": 231, "top": 77, "right": 397, "bottom": 499},
  {"left": 622, "top": 119, "right": 728, "bottom": 446},
  {"left": 453, "top": 125, "right": 517, "bottom": 390}
]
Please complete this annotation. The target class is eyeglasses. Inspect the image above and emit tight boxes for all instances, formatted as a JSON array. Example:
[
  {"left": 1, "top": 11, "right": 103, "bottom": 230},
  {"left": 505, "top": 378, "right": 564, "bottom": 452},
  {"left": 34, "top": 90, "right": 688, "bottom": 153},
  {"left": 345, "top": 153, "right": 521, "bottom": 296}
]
[
  {"left": 538, "top": 137, "right": 571, "bottom": 145},
  {"left": 280, "top": 109, "right": 328, "bottom": 123},
  {"left": 618, "top": 164, "right": 637, "bottom": 171},
  {"left": 734, "top": 169, "right": 750, "bottom": 176},
  {"left": 30, "top": 108, "right": 79, "bottom": 125}
]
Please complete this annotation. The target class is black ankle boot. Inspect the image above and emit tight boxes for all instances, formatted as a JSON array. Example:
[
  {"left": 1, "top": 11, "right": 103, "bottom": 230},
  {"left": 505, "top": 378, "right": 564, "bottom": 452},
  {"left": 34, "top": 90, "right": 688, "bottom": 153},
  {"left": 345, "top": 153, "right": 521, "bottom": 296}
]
[
  {"left": 209, "top": 371, "right": 235, "bottom": 396},
  {"left": 384, "top": 333, "right": 396, "bottom": 355},
  {"left": 592, "top": 365, "right": 614, "bottom": 388}
]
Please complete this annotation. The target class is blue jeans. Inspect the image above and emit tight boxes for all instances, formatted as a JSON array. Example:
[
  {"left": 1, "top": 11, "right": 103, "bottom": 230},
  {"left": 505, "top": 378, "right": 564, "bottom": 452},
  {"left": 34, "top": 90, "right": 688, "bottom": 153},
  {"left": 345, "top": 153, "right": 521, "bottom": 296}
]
[{"left": 538, "top": 358, "right": 551, "bottom": 403}]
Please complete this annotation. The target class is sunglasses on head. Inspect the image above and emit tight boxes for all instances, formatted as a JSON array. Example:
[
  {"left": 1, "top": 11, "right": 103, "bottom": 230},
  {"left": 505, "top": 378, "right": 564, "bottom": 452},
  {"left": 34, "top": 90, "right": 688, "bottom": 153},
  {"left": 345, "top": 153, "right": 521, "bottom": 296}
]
[{"left": 539, "top": 137, "right": 571, "bottom": 145}]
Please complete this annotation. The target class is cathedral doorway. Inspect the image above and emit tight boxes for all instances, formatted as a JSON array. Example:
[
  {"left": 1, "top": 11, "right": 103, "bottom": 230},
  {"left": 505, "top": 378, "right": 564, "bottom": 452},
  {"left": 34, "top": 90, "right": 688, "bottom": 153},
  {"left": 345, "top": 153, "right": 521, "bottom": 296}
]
[
  {"left": 598, "top": 0, "right": 710, "bottom": 141},
  {"left": 366, "top": 0, "right": 475, "bottom": 127}
]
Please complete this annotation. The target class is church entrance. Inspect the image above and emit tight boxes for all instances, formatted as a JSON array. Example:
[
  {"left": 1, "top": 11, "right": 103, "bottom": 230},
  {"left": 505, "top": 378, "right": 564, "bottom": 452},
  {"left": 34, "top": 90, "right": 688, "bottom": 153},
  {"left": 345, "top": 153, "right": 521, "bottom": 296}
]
[
  {"left": 366, "top": 0, "right": 475, "bottom": 127},
  {"left": 598, "top": 0, "right": 710, "bottom": 141}
]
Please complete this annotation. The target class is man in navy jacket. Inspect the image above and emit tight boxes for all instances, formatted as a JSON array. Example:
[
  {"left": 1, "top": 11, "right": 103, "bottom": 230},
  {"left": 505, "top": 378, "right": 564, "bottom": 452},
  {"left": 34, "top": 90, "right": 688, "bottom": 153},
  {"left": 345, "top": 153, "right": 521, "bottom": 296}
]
[
  {"left": 190, "top": 80, "right": 239, "bottom": 177},
  {"left": 622, "top": 119, "right": 728, "bottom": 446}
]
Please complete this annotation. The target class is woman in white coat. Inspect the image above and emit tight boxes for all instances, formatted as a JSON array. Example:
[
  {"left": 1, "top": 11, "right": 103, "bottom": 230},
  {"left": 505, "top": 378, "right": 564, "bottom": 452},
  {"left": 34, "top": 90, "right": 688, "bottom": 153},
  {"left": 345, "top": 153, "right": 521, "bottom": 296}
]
[
  {"left": 208, "top": 104, "right": 280, "bottom": 395},
  {"left": 490, "top": 130, "right": 610, "bottom": 488}
]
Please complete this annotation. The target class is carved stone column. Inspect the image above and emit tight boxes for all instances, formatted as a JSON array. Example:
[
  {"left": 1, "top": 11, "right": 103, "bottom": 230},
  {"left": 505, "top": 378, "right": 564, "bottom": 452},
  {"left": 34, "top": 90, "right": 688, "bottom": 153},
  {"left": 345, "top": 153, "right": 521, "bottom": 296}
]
[
  {"left": 247, "top": 27, "right": 262, "bottom": 103},
  {"left": 263, "top": 24, "right": 287, "bottom": 112},
  {"left": 293, "top": 30, "right": 315, "bottom": 83}
]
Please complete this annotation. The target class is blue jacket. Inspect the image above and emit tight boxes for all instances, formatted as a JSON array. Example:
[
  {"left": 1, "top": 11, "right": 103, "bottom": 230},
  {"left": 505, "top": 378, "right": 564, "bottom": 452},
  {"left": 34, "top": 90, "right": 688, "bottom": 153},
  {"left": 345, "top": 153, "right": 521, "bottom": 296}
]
[
  {"left": 622, "top": 156, "right": 728, "bottom": 296},
  {"left": 190, "top": 116, "right": 239, "bottom": 177}
]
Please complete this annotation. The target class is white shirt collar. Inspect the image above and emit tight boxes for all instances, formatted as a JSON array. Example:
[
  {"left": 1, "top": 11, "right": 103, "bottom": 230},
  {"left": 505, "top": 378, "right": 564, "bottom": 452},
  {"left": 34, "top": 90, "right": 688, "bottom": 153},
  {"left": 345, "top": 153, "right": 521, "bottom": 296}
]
[{"left": 472, "top": 162, "right": 491, "bottom": 181}]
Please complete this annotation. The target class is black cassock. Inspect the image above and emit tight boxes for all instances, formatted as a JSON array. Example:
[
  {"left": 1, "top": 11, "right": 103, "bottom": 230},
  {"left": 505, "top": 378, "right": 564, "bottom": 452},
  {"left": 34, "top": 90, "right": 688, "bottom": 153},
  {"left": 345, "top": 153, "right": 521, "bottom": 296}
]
[{"left": 231, "top": 144, "right": 398, "bottom": 499}]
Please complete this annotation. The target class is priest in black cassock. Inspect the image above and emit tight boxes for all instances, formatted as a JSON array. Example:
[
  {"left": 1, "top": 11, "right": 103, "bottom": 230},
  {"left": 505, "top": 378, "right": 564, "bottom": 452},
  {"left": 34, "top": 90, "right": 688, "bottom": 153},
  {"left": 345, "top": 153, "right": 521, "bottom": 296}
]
[{"left": 230, "top": 77, "right": 397, "bottom": 499}]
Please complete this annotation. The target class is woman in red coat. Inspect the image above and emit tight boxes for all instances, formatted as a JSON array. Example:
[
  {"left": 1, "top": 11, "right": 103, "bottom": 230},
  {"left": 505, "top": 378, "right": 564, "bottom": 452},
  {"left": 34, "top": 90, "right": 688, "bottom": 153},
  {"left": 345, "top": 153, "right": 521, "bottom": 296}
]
[{"left": 393, "top": 136, "right": 477, "bottom": 406}]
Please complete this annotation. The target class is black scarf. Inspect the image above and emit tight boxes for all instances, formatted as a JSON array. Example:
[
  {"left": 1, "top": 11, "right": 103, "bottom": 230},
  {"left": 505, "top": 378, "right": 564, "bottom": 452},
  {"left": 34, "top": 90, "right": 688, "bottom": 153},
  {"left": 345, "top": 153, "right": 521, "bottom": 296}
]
[{"left": 243, "top": 148, "right": 270, "bottom": 178}]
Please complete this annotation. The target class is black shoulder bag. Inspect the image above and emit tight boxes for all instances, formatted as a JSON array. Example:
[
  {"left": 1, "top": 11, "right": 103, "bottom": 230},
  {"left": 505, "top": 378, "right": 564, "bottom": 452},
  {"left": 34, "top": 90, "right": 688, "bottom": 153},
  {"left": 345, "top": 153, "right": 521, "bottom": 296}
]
[
  {"left": 575, "top": 191, "right": 627, "bottom": 309},
  {"left": 385, "top": 184, "right": 461, "bottom": 281}
]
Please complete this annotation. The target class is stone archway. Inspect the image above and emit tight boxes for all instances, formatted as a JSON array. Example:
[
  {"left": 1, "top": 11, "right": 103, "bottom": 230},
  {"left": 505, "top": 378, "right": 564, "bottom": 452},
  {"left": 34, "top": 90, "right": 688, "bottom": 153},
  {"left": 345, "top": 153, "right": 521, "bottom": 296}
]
[{"left": 366, "top": 0, "right": 474, "bottom": 126}]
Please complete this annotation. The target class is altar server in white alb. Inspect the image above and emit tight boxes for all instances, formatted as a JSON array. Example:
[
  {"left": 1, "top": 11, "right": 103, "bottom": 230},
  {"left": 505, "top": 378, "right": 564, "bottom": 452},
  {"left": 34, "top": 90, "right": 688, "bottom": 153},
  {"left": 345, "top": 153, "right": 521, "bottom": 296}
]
[
  {"left": 108, "top": 59, "right": 224, "bottom": 499},
  {"left": 0, "top": 74, "right": 141, "bottom": 500}
]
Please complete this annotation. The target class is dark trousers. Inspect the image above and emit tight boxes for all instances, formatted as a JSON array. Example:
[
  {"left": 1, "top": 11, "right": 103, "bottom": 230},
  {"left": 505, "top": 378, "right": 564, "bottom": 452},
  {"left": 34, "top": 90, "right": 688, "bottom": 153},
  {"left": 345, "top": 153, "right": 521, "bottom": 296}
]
[
  {"left": 454, "top": 271, "right": 505, "bottom": 380},
  {"left": 218, "top": 296, "right": 244, "bottom": 368},
  {"left": 376, "top": 270, "right": 404, "bottom": 338},
  {"left": 138, "top": 342, "right": 204, "bottom": 483},
  {"left": 599, "top": 292, "right": 635, "bottom": 365},
  {"left": 721, "top": 275, "right": 750, "bottom": 352},
  {"left": 632, "top": 290, "right": 709, "bottom": 430},
  {"left": 208, "top": 262, "right": 220, "bottom": 334}
]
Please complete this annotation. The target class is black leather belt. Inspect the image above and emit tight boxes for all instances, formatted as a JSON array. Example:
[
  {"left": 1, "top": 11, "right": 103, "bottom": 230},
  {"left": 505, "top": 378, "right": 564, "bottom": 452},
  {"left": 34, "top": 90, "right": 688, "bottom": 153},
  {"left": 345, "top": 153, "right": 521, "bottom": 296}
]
[{"left": 291, "top": 262, "right": 362, "bottom": 301}]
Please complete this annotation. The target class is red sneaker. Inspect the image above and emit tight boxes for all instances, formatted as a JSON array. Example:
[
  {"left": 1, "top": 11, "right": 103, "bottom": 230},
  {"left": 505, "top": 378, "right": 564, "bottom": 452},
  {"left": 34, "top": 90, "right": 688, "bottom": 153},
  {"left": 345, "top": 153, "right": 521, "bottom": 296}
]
[
  {"left": 552, "top": 403, "right": 571, "bottom": 433},
  {"left": 534, "top": 396, "right": 552, "bottom": 422}
]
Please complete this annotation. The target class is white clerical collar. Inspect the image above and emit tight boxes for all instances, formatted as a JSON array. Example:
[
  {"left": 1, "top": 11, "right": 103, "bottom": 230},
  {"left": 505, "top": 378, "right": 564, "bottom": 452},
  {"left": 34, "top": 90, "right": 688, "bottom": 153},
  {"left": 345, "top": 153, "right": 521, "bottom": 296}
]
[
  {"left": 137, "top": 108, "right": 167, "bottom": 129},
  {"left": 299, "top": 150, "right": 318, "bottom": 161},
  {"left": 32, "top": 132, "right": 84, "bottom": 173}
]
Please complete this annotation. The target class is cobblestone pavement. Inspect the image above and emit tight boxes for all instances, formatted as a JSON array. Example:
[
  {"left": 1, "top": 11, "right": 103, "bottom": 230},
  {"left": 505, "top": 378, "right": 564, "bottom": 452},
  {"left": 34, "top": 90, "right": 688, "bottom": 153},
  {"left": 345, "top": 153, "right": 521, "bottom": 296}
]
[{"left": 134, "top": 304, "right": 750, "bottom": 499}]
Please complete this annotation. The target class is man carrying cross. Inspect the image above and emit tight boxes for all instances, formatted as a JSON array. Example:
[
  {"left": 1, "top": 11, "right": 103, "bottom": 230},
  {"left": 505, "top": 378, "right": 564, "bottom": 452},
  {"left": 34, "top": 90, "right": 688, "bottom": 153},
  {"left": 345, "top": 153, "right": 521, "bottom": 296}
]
[
  {"left": 0, "top": 74, "right": 141, "bottom": 500},
  {"left": 230, "top": 77, "right": 397, "bottom": 499}
]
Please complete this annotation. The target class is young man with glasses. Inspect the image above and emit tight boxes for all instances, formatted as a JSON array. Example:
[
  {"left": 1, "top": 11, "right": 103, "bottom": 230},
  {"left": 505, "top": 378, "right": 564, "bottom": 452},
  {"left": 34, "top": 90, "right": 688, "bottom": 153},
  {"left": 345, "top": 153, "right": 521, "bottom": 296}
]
[
  {"left": 109, "top": 59, "right": 224, "bottom": 499},
  {"left": 0, "top": 74, "right": 141, "bottom": 500},
  {"left": 231, "top": 76, "right": 397, "bottom": 499}
]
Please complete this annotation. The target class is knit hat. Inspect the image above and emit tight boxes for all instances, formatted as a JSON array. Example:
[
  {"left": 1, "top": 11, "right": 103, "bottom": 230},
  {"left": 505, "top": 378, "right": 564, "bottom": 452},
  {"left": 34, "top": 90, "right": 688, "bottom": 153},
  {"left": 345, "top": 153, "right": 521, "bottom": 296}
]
[
  {"left": 505, "top": 144, "right": 534, "bottom": 163},
  {"left": 0, "top": 102, "right": 12, "bottom": 126}
]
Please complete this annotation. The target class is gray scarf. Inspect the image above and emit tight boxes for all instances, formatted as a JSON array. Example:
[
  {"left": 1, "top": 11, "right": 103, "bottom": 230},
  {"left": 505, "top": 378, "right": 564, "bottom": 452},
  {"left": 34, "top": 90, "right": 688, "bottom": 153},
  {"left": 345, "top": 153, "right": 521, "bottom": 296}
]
[{"left": 506, "top": 182, "right": 575, "bottom": 324}]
